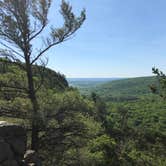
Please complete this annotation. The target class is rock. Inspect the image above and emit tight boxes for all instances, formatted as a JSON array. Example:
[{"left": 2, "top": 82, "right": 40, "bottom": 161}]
[
  {"left": 1, "top": 160, "right": 19, "bottom": 166},
  {"left": 0, "top": 121, "right": 42, "bottom": 166},
  {"left": 0, "top": 139, "right": 14, "bottom": 161},
  {"left": 8, "top": 137, "right": 27, "bottom": 156},
  {"left": 24, "top": 150, "right": 42, "bottom": 166},
  {"left": 0, "top": 121, "right": 27, "bottom": 166}
]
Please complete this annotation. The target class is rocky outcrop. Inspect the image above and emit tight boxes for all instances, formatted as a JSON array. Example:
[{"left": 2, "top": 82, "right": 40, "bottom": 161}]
[
  {"left": 0, "top": 121, "right": 27, "bottom": 166},
  {"left": 0, "top": 121, "right": 42, "bottom": 166}
]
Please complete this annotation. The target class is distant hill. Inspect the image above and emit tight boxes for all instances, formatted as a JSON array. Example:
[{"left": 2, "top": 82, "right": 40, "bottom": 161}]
[
  {"left": 68, "top": 78, "right": 123, "bottom": 95},
  {"left": 70, "top": 76, "right": 158, "bottom": 101},
  {"left": 68, "top": 77, "right": 123, "bottom": 82}
]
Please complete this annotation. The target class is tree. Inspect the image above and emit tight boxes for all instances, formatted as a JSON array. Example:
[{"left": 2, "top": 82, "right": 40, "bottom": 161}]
[
  {"left": 91, "top": 92, "right": 108, "bottom": 129},
  {"left": 0, "top": 0, "right": 85, "bottom": 151},
  {"left": 151, "top": 67, "right": 166, "bottom": 99},
  {"left": 37, "top": 90, "right": 103, "bottom": 165}
]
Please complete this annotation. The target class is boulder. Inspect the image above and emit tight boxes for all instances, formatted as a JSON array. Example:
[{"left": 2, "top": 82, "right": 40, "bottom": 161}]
[
  {"left": 0, "top": 139, "right": 14, "bottom": 161},
  {"left": 1, "top": 160, "right": 19, "bottom": 166},
  {"left": 0, "top": 121, "right": 27, "bottom": 165}
]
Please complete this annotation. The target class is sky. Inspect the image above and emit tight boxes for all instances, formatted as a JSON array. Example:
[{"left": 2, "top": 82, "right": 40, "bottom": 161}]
[{"left": 46, "top": 0, "right": 166, "bottom": 78}]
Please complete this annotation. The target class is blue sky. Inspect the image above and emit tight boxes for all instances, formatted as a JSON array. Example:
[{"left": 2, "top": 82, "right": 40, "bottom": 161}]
[{"left": 46, "top": 0, "right": 166, "bottom": 78}]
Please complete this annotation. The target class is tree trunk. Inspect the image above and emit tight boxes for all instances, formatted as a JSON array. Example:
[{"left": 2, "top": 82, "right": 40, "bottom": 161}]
[{"left": 25, "top": 58, "right": 39, "bottom": 151}]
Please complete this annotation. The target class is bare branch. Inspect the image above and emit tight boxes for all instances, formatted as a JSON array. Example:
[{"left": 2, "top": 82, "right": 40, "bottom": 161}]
[
  {"left": 29, "top": 24, "right": 45, "bottom": 42},
  {"left": 29, "top": 0, "right": 51, "bottom": 41},
  {"left": 0, "top": 41, "right": 24, "bottom": 58},
  {"left": 31, "top": 1, "right": 85, "bottom": 64},
  {"left": 31, "top": 40, "right": 62, "bottom": 64},
  {"left": 0, "top": 50, "right": 26, "bottom": 70}
]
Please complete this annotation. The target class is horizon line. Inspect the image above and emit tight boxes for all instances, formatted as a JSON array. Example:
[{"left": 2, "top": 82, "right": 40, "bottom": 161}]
[{"left": 67, "top": 75, "right": 154, "bottom": 79}]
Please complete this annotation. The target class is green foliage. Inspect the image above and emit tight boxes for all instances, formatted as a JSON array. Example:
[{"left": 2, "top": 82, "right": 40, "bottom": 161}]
[
  {"left": 106, "top": 96, "right": 166, "bottom": 165},
  {"left": 37, "top": 90, "right": 107, "bottom": 165},
  {"left": 70, "top": 76, "right": 166, "bottom": 165},
  {"left": 0, "top": 59, "right": 68, "bottom": 118},
  {"left": 1, "top": 60, "right": 165, "bottom": 165},
  {"left": 152, "top": 67, "right": 166, "bottom": 99},
  {"left": 0, "top": 60, "right": 112, "bottom": 166}
]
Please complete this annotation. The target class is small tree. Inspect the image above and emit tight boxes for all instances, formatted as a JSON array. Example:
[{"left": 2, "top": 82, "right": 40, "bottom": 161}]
[
  {"left": 0, "top": 0, "right": 85, "bottom": 151},
  {"left": 151, "top": 67, "right": 166, "bottom": 99}
]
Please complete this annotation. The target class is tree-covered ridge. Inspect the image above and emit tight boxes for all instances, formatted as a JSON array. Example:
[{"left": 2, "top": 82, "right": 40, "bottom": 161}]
[
  {"left": 96, "top": 76, "right": 158, "bottom": 101},
  {"left": 0, "top": 57, "right": 69, "bottom": 121},
  {"left": 0, "top": 58, "right": 68, "bottom": 91},
  {"left": 71, "top": 76, "right": 158, "bottom": 101}
]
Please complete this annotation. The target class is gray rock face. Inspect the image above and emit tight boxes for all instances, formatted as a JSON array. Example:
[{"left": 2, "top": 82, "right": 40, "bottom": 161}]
[
  {"left": 0, "top": 121, "right": 27, "bottom": 166},
  {"left": 1, "top": 160, "right": 19, "bottom": 166},
  {"left": 0, "top": 139, "right": 14, "bottom": 161}
]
